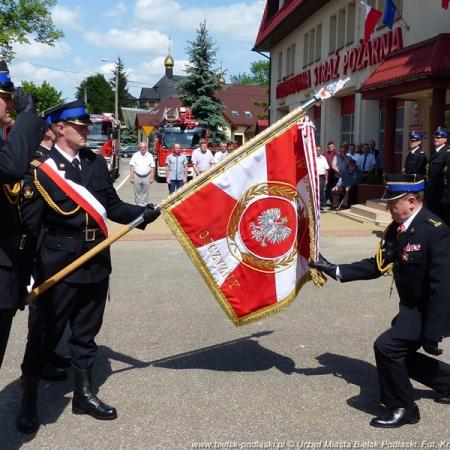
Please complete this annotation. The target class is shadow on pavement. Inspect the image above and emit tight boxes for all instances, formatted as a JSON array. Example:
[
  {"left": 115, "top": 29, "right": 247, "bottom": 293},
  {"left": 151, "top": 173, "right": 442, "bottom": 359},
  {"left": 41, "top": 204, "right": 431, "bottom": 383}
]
[
  {"left": 0, "top": 346, "right": 147, "bottom": 450},
  {"left": 152, "top": 331, "right": 300, "bottom": 374},
  {"left": 297, "top": 352, "right": 437, "bottom": 416}
]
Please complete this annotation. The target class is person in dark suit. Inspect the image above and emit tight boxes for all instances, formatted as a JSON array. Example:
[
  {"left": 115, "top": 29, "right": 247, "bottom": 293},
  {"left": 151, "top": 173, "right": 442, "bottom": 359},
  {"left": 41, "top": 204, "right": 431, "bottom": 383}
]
[
  {"left": 436, "top": 127, "right": 450, "bottom": 225},
  {"left": 426, "top": 127, "right": 449, "bottom": 219},
  {"left": 16, "top": 100, "right": 160, "bottom": 434},
  {"left": 403, "top": 131, "right": 427, "bottom": 176},
  {"left": 310, "top": 174, "right": 450, "bottom": 428},
  {"left": 0, "top": 60, "right": 43, "bottom": 370}
]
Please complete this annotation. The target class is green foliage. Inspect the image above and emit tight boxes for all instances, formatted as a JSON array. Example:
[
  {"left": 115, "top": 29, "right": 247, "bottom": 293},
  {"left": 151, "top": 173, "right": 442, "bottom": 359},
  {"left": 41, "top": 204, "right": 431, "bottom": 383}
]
[
  {"left": 76, "top": 73, "right": 114, "bottom": 114},
  {"left": 120, "top": 125, "right": 137, "bottom": 145},
  {"left": 109, "top": 57, "right": 133, "bottom": 111},
  {"left": 177, "top": 21, "right": 227, "bottom": 139},
  {"left": 0, "top": 0, "right": 63, "bottom": 61},
  {"left": 230, "top": 60, "right": 269, "bottom": 88},
  {"left": 21, "top": 80, "right": 64, "bottom": 114}
]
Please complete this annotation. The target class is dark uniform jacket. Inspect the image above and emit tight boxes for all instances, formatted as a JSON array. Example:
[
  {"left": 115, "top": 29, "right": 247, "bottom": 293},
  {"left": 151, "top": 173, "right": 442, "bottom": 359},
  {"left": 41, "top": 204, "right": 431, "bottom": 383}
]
[
  {"left": 404, "top": 148, "right": 427, "bottom": 176},
  {"left": 21, "top": 146, "right": 144, "bottom": 285},
  {"left": 441, "top": 146, "right": 450, "bottom": 204},
  {"left": 338, "top": 207, "right": 450, "bottom": 343},
  {"left": 426, "top": 145, "right": 448, "bottom": 203},
  {"left": 0, "top": 112, "right": 43, "bottom": 310}
]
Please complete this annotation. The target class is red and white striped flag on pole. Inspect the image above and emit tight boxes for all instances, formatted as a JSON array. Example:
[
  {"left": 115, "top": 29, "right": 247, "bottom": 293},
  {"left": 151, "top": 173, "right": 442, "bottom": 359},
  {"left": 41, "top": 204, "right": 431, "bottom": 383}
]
[
  {"left": 161, "top": 80, "right": 349, "bottom": 325},
  {"left": 361, "top": 2, "right": 382, "bottom": 42}
]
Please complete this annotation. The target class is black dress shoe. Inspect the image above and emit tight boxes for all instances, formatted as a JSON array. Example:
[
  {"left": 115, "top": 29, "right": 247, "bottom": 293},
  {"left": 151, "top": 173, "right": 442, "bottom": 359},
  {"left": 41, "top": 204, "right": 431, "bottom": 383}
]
[
  {"left": 40, "top": 364, "right": 67, "bottom": 381},
  {"left": 370, "top": 406, "right": 420, "bottom": 428},
  {"left": 435, "top": 392, "right": 450, "bottom": 404}
]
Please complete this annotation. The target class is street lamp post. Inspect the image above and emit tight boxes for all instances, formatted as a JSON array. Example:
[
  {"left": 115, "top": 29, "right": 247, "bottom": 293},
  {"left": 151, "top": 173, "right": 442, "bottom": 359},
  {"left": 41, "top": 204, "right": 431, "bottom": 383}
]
[{"left": 101, "top": 58, "right": 119, "bottom": 121}]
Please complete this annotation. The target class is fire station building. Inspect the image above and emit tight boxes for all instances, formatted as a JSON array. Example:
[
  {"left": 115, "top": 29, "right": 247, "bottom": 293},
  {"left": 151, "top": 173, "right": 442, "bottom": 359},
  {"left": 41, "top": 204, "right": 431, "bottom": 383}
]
[{"left": 253, "top": 0, "right": 450, "bottom": 172}]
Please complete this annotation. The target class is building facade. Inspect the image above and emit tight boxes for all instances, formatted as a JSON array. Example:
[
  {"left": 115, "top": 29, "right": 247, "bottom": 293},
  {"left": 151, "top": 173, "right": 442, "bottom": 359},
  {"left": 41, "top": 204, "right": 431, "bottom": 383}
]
[{"left": 254, "top": 0, "right": 450, "bottom": 171}]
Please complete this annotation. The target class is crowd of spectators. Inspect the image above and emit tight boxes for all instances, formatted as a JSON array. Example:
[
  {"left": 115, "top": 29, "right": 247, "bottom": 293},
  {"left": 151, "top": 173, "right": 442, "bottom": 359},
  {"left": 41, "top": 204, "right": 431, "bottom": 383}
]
[{"left": 317, "top": 139, "right": 383, "bottom": 211}]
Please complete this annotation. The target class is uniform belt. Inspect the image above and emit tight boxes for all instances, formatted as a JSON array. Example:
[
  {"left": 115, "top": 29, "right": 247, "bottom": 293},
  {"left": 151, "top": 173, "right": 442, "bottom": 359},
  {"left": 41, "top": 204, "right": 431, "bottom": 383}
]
[
  {"left": 134, "top": 172, "right": 150, "bottom": 177},
  {"left": 47, "top": 227, "right": 104, "bottom": 242}
]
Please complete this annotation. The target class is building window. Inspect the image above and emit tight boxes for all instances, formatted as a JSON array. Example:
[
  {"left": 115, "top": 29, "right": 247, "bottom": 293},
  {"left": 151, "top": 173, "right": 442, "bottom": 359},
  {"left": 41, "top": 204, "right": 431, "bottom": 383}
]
[
  {"left": 244, "top": 111, "right": 252, "bottom": 118},
  {"left": 329, "top": 14, "right": 337, "bottom": 54},
  {"left": 337, "top": 8, "right": 346, "bottom": 50},
  {"left": 341, "top": 115, "right": 354, "bottom": 145},
  {"left": 346, "top": 3, "right": 355, "bottom": 45},
  {"left": 286, "top": 46, "right": 291, "bottom": 76},
  {"left": 315, "top": 24, "right": 322, "bottom": 61},
  {"left": 231, "top": 111, "right": 239, "bottom": 117},
  {"left": 290, "top": 43, "right": 296, "bottom": 75},
  {"left": 303, "top": 33, "right": 309, "bottom": 68},
  {"left": 308, "top": 28, "right": 315, "bottom": 65},
  {"left": 277, "top": 51, "right": 283, "bottom": 81},
  {"left": 378, "top": 103, "right": 404, "bottom": 154},
  {"left": 303, "top": 25, "right": 322, "bottom": 67},
  {"left": 234, "top": 134, "right": 244, "bottom": 146}
]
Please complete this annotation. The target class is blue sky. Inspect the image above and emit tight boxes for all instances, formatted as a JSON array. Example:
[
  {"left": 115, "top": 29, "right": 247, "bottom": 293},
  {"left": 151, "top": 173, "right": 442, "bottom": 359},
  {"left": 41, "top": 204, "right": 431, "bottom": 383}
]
[{"left": 9, "top": 0, "right": 266, "bottom": 102}]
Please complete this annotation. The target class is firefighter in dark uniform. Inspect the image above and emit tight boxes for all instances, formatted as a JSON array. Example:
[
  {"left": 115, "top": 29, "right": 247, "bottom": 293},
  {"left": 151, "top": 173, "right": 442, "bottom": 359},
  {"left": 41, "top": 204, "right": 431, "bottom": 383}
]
[
  {"left": 0, "top": 60, "right": 43, "bottom": 369},
  {"left": 403, "top": 130, "right": 427, "bottom": 176},
  {"left": 16, "top": 100, "right": 161, "bottom": 434},
  {"left": 425, "top": 127, "right": 449, "bottom": 219},
  {"left": 437, "top": 127, "right": 450, "bottom": 225},
  {"left": 310, "top": 174, "right": 450, "bottom": 428}
]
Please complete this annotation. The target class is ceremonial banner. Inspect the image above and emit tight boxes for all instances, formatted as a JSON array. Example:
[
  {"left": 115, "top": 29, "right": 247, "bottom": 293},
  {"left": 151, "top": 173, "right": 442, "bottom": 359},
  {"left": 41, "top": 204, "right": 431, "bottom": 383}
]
[{"left": 163, "top": 117, "right": 323, "bottom": 325}]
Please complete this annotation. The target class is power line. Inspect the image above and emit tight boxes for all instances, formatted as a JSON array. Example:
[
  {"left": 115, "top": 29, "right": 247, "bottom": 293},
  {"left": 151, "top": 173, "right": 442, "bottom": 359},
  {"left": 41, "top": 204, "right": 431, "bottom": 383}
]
[{"left": 13, "top": 57, "right": 154, "bottom": 87}]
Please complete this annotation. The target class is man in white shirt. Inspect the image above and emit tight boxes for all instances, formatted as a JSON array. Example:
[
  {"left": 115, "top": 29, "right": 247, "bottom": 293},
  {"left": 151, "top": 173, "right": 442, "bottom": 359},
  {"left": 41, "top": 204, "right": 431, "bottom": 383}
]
[
  {"left": 214, "top": 142, "right": 229, "bottom": 163},
  {"left": 316, "top": 145, "right": 329, "bottom": 210},
  {"left": 129, "top": 142, "right": 155, "bottom": 205},
  {"left": 192, "top": 138, "right": 215, "bottom": 176}
]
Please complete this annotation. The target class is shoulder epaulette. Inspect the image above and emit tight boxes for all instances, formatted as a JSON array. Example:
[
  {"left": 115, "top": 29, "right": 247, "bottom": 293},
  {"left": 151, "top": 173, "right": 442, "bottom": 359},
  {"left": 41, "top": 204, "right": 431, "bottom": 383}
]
[
  {"left": 30, "top": 159, "right": 42, "bottom": 168},
  {"left": 426, "top": 217, "right": 443, "bottom": 228}
]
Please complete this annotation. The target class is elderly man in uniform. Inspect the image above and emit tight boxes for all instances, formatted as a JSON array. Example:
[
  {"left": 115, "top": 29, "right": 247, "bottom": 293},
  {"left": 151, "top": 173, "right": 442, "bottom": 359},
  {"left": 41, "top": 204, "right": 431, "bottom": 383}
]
[
  {"left": 310, "top": 174, "right": 450, "bottom": 428},
  {"left": 426, "top": 127, "right": 449, "bottom": 220},
  {"left": 16, "top": 100, "right": 160, "bottom": 434},
  {"left": 403, "top": 131, "right": 427, "bottom": 176},
  {"left": 0, "top": 61, "right": 43, "bottom": 370}
]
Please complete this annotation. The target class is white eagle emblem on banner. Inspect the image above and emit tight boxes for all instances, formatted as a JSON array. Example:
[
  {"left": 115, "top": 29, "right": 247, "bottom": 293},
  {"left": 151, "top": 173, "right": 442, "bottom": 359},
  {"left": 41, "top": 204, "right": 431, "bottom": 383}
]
[{"left": 250, "top": 208, "right": 292, "bottom": 247}]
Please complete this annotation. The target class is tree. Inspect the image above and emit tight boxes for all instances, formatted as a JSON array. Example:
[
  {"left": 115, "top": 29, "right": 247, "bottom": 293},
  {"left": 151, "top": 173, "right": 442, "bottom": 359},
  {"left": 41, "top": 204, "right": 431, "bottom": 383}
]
[
  {"left": 110, "top": 57, "right": 133, "bottom": 110},
  {"left": 230, "top": 60, "right": 269, "bottom": 88},
  {"left": 0, "top": 0, "right": 63, "bottom": 61},
  {"left": 231, "top": 60, "right": 270, "bottom": 119},
  {"left": 120, "top": 125, "right": 137, "bottom": 145},
  {"left": 177, "top": 21, "right": 227, "bottom": 139},
  {"left": 21, "top": 80, "right": 64, "bottom": 113},
  {"left": 76, "top": 74, "right": 114, "bottom": 114}
]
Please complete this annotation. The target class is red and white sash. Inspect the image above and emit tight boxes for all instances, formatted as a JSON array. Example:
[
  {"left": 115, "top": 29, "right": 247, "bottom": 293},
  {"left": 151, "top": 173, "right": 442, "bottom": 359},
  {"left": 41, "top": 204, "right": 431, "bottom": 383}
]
[{"left": 38, "top": 158, "right": 108, "bottom": 236}]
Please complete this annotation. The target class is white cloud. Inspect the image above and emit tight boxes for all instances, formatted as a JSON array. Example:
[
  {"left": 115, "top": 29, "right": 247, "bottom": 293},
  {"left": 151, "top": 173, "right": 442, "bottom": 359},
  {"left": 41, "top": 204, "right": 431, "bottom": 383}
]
[
  {"left": 9, "top": 61, "right": 85, "bottom": 99},
  {"left": 134, "top": 0, "right": 265, "bottom": 42},
  {"left": 52, "top": 5, "right": 84, "bottom": 31},
  {"left": 84, "top": 28, "right": 169, "bottom": 53},
  {"left": 102, "top": 1, "right": 128, "bottom": 18},
  {"left": 13, "top": 41, "right": 72, "bottom": 60}
]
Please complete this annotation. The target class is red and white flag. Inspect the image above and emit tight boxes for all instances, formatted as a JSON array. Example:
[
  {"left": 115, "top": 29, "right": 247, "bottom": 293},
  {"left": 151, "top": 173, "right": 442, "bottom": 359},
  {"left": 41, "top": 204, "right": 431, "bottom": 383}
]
[
  {"left": 163, "top": 118, "right": 322, "bottom": 325},
  {"left": 362, "top": 2, "right": 382, "bottom": 42}
]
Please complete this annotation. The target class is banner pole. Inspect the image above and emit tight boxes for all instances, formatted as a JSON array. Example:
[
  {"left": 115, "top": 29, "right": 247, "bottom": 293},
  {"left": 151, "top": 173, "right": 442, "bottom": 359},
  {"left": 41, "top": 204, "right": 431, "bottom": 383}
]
[{"left": 26, "top": 214, "right": 145, "bottom": 303}]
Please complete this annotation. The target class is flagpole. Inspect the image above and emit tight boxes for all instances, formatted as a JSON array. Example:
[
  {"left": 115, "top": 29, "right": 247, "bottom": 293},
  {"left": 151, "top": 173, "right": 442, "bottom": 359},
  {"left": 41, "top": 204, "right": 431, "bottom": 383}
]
[
  {"left": 25, "top": 214, "right": 146, "bottom": 303},
  {"left": 159, "top": 78, "right": 350, "bottom": 210}
]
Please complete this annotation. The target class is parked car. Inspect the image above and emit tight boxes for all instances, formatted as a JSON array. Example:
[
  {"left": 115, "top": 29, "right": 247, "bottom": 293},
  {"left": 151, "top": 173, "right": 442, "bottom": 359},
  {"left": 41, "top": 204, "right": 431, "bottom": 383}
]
[{"left": 120, "top": 144, "right": 138, "bottom": 158}]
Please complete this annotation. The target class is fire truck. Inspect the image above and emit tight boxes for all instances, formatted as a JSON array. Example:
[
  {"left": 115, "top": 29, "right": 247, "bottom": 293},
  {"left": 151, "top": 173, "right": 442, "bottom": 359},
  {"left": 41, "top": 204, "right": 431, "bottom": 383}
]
[
  {"left": 86, "top": 113, "right": 121, "bottom": 180},
  {"left": 153, "top": 107, "right": 207, "bottom": 182}
]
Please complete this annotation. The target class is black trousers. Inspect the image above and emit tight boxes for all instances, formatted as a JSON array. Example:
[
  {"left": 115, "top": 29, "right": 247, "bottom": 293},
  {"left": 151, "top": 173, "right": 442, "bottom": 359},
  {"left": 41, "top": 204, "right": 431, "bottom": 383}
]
[
  {"left": 21, "top": 278, "right": 109, "bottom": 376},
  {"left": 374, "top": 328, "right": 450, "bottom": 408},
  {"left": 319, "top": 175, "right": 326, "bottom": 208},
  {"left": 0, "top": 309, "right": 15, "bottom": 369}
]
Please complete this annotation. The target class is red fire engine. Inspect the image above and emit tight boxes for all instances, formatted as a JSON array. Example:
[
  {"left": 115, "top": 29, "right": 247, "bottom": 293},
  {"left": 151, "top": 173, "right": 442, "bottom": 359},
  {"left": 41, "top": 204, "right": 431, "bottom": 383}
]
[
  {"left": 153, "top": 107, "right": 207, "bottom": 182},
  {"left": 86, "top": 113, "right": 121, "bottom": 180}
]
